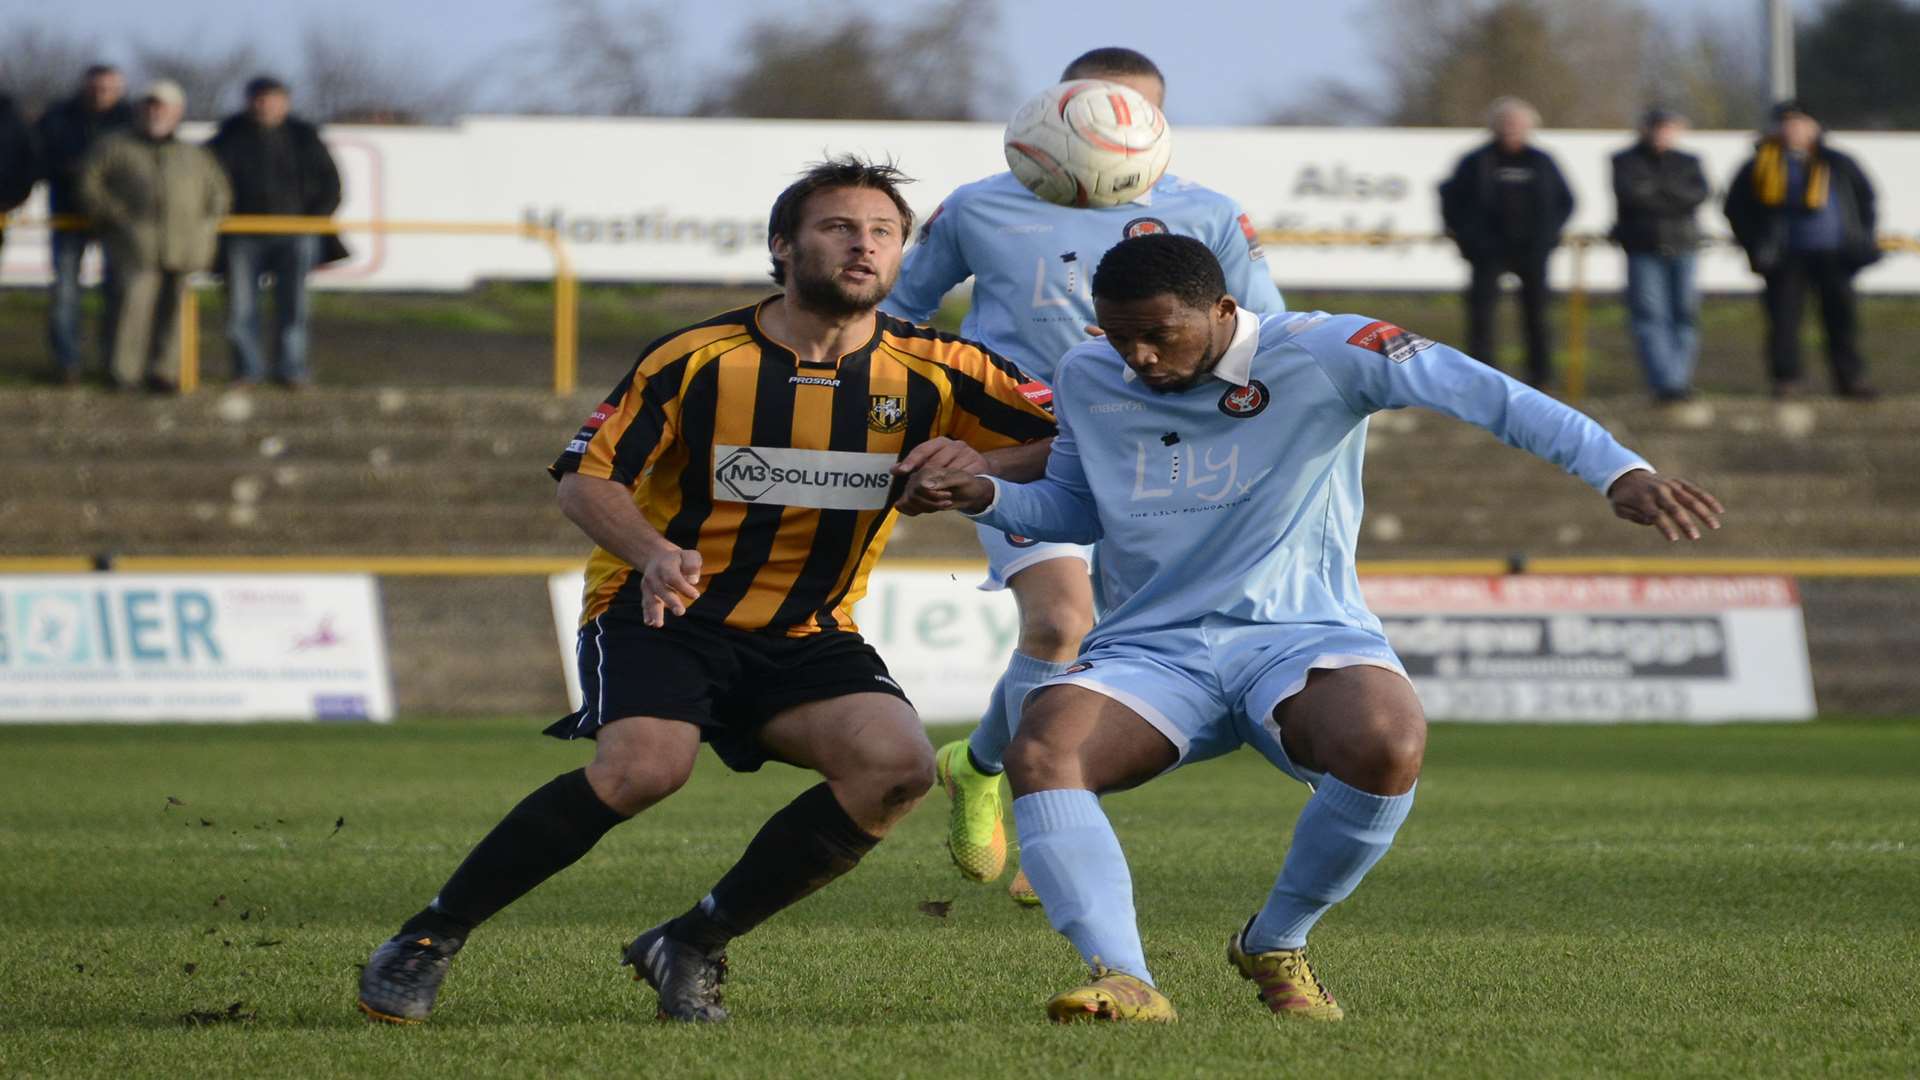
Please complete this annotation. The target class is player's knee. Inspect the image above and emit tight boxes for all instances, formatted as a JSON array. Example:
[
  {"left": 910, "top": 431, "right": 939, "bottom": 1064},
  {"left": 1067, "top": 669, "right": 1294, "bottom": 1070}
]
[
  {"left": 1017, "top": 602, "right": 1094, "bottom": 659},
  {"left": 846, "top": 734, "right": 936, "bottom": 811},
  {"left": 1004, "top": 723, "right": 1076, "bottom": 793},
  {"left": 589, "top": 753, "right": 693, "bottom": 816},
  {"left": 1327, "top": 713, "right": 1426, "bottom": 795}
]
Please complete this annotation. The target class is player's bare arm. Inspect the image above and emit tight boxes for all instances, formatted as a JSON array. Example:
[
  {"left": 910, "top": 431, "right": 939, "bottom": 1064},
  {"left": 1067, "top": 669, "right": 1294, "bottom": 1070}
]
[
  {"left": 894, "top": 467, "right": 996, "bottom": 517},
  {"left": 556, "top": 472, "right": 701, "bottom": 626},
  {"left": 1605, "top": 470, "right": 1725, "bottom": 542},
  {"left": 892, "top": 439, "right": 1053, "bottom": 515}
]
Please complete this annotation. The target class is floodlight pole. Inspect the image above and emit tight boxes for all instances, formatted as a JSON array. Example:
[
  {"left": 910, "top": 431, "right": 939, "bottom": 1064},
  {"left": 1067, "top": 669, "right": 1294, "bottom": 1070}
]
[{"left": 1765, "top": 0, "right": 1796, "bottom": 102}]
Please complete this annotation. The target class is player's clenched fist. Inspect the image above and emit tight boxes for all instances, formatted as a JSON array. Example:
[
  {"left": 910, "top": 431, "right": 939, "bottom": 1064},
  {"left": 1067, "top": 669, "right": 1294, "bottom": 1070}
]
[
  {"left": 895, "top": 467, "right": 996, "bottom": 517},
  {"left": 640, "top": 547, "right": 703, "bottom": 626},
  {"left": 1606, "top": 470, "right": 1725, "bottom": 542}
]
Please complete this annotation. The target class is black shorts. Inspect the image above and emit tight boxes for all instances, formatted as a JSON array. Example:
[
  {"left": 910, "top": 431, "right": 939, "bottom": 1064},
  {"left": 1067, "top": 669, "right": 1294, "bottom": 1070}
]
[{"left": 544, "top": 611, "right": 911, "bottom": 772}]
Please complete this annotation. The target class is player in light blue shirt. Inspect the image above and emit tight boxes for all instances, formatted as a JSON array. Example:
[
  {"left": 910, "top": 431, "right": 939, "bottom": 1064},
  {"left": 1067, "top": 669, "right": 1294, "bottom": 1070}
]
[
  {"left": 897, "top": 234, "right": 1724, "bottom": 1022},
  {"left": 882, "top": 47, "right": 1287, "bottom": 899}
]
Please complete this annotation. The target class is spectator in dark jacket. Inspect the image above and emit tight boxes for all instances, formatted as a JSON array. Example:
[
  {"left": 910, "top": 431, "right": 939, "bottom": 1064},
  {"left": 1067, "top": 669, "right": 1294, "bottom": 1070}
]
[
  {"left": 1439, "top": 97, "right": 1575, "bottom": 387},
  {"left": 1724, "top": 100, "right": 1880, "bottom": 400},
  {"left": 1611, "top": 107, "right": 1710, "bottom": 403},
  {"left": 207, "top": 75, "right": 346, "bottom": 387},
  {"left": 0, "top": 93, "right": 38, "bottom": 258},
  {"left": 36, "top": 64, "right": 135, "bottom": 384}
]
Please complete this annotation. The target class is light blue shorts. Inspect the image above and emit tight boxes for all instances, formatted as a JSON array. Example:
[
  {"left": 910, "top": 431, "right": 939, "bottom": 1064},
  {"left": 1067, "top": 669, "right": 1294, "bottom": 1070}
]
[
  {"left": 974, "top": 520, "right": 1093, "bottom": 592},
  {"left": 1035, "top": 619, "right": 1409, "bottom": 787}
]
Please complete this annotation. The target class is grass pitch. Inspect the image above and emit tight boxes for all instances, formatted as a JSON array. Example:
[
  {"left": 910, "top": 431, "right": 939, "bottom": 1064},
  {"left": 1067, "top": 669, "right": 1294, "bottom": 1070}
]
[{"left": 1, "top": 717, "right": 1916, "bottom": 1078}]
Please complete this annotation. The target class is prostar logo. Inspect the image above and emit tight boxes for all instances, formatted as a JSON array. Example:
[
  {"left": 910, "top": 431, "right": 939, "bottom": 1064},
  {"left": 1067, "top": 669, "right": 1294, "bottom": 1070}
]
[{"left": 714, "top": 447, "right": 778, "bottom": 501}]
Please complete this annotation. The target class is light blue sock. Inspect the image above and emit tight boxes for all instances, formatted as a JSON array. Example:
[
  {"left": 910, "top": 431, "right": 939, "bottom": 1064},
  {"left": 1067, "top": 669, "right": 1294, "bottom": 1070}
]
[
  {"left": 1246, "top": 776, "right": 1416, "bottom": 951},
  {"left": 968, "top": 651, "right": 1072, "bottom": 774},
  {"left": 1012, "top": 789, "right": 1153, "bottom": 984},
  {"left": 965, "top": 674, "right": 1014, "bottom": 775}
]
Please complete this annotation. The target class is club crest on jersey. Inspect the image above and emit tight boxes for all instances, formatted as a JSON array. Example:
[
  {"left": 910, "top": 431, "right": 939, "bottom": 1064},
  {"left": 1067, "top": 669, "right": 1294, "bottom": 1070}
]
[
  {"left": 1347, "top": 320, "right": 1436, "bottom": 363},
  {"left": 1218, "top": 379, "right": 1269, "bottom": 419},
  {"left": 1123, "top": 217, "right": 1168, "bottom": 239},
  {"left": 867, "top": 395, "right": 907, "bottom": 433}
]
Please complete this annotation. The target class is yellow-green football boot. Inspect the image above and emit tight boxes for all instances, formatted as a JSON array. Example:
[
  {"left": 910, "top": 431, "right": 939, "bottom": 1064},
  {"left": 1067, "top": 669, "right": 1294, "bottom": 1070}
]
[
  {"left": 935, "top": 740, "right": 1007, "bottom": 882},
  {"left": 1227, "top": 919, "right": 1345, "bottom": 1021},
  {"left": 1045, "top": 967, "right": 1178, "bottom": 1023}
]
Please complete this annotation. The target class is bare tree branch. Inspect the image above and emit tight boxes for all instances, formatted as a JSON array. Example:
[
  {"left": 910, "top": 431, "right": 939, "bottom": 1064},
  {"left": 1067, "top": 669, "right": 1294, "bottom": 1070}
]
[{"left": 0, "top": 21, "right": 105, "bottom": 117}]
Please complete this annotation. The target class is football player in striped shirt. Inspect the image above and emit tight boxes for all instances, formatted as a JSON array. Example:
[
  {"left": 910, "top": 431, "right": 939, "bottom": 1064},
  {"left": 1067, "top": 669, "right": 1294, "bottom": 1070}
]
[{"left": 357, "top": 157, "right": 1054, "bottom": 1026}]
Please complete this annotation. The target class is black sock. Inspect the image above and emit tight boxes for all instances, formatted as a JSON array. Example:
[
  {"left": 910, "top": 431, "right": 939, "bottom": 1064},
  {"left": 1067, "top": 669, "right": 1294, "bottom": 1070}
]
[
  {"left": 400, "top": 768, "right": 627, "bottom": 939},
  {"left": 667, "top": 782, "right": 879, "bottom": 951}
]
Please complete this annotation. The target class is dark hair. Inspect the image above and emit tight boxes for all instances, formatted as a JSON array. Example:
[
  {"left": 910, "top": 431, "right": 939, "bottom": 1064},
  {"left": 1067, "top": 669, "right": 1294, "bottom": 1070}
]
[
  {"left": 245, "top": 75, "right": 289, "bottom": 99},
  {"left": 83, "top": 64, "right": 119, "bottom": 80},
  {"left": 765, "top": 155, "right": 915, "bottom": 285},
  {"left": 1060, "top": 47, "right": 1164, "bottom": 84},
  {"left": 1092, "top": 234, "right": 1226, "bottom": 310}
]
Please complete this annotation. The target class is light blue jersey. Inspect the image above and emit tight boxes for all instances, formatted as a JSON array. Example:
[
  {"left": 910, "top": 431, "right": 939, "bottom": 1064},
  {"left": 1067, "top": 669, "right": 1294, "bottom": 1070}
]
[
  {"left": 883, "top": 171, "right": 1285, "bottom": 386},
  {"left": 970, "top": 309, "right": 1652, "bottom": 649}
]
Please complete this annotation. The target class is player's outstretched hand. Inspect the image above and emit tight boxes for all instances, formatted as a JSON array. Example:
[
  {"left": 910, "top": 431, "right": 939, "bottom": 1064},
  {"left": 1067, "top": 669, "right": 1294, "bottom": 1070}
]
[
  {"left": 640, "top": 547, "right": 703, "bottom": 626},
  {"left": 892, "top": 436, "right": 988, "bottom": 480},
  {"left": 1607, "top": 470, "right": 1724, "bottom": 542},
  {"left": 895, "top": 467, "right": 995, "bottom": 517}
]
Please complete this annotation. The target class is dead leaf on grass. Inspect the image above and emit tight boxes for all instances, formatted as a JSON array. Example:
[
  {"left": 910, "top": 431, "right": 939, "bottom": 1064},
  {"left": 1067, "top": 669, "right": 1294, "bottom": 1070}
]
[{"left": 180, "top": 1001, "right": 255, "bottom": 1026}]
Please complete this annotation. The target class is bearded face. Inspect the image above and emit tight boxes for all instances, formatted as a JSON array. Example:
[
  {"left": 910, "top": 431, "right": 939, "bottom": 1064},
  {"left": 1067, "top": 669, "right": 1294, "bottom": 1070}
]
[{"left": 776, "top": 186, "right": 905, "bottom": 318}]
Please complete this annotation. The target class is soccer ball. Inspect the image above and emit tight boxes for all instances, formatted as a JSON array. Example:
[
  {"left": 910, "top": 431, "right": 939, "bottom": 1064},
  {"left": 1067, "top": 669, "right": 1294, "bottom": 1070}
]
[{"left": 1004, "top": 80, "right": 1172, "bottom": 209}]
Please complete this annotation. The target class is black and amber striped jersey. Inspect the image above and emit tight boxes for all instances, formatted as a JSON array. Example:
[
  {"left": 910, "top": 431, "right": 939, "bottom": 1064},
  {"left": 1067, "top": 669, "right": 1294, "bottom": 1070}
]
[{"left": 551, "top": 298, "right": 1056, "bottom": 636}]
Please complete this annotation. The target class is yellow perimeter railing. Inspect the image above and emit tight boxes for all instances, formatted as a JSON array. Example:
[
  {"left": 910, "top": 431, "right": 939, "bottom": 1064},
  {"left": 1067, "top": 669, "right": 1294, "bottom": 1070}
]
[
  {"left": 1, "top": 555, "right": 1919, "bottom": 577},
  {"left": 34, "top": 214, "right": 579, "bottom": 396},
  {"left": 1253, "top": 229, "right": 1919, "bottom": 401}
]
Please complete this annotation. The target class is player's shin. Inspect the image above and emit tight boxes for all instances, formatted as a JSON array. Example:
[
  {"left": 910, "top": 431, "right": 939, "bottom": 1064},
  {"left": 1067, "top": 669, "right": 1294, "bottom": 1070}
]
[
  {"left": 666, "top": 782, "right": 880, "bottom": 950},
  {"left": 966, "top": 677, "right": 1014, "bottom": 775},
  {"left": 1245, "top": 777, "right": 1416, "bottom": 950},
  {"left": 1011, "top": 789, "right": 1153, "bottom": 984},
  {"left": 401, "top": 768, "right": 628, "bottom": 940}
]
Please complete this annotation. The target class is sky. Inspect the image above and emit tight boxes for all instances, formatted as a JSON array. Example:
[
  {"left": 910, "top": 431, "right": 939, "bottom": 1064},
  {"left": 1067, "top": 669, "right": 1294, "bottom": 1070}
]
[{"left": 2, "top": 0, "right": 1827, "bottom": 125}]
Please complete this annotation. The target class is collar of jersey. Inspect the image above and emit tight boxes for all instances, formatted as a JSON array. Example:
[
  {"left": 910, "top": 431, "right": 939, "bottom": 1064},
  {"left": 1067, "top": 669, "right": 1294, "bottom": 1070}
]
[
  {"left": 1208, "top": 307, "right": 1261, "bottom": 385},
  {"left": 749, "top": 295, "right": 883, "bottom": 369}
]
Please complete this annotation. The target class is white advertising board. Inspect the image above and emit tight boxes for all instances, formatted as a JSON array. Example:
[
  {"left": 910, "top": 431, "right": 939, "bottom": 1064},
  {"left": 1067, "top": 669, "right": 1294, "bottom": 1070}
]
[
  {"left": 1363, "top": 575, "right": 1815, "bottom": 722},
  {"left": 548, "top": 567, "right": 1016, "bottom": 723},
  {"left": 551, "top": 569, "right": 1814, "bottom": 726},
  {"left": 0, "top": 575, "right": 394, "bottom": 723},
  {"left": 6, "top": 117, "right": 1920, "bottom": 293}
]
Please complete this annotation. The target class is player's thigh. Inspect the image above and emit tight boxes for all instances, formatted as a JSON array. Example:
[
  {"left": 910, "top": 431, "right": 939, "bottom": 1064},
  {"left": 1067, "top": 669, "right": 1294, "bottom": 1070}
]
[
  {"left": 756, "top": 691, "right": 932, "bottom": 787},
  {"left": 1006, "top": 555, "right": 1096, "bottom": 636},
  {"left": 1272, "top": 665, "right": 1427, "bottom": 789},
  {"left": 587, "top": 714, "right": 705, "bottom": 808},
  {"left": 1010, "top": 684, "right": 1180, "bottom": 795}
]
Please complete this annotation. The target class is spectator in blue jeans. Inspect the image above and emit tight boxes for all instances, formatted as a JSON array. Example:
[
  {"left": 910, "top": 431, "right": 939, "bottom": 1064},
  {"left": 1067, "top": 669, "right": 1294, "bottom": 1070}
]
[
  {"left": 1610, "top": 108, "right": 1709, "bottom": 403},
  {"left": 36, "top": 64, "right": 134, "bottom": 385},
  {"left": 208, "top": 76, "right": 346, "bottom": 387}
]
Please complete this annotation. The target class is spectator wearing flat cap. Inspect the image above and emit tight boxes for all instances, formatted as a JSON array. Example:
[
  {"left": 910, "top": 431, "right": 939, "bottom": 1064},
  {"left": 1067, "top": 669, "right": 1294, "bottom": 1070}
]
[
  {"left": 1439, "top": 96, "right": 1576, "bottom": 389},
  {"left": 1611, "top": 107, "right": 1710, "bottom": 403},
  {"left": 1724, "top": 100, "right": 1881, "bottom": 400},
  {"left": 208, "top": 75, "right": 346, "bottom": 388},
  {"left": 79, "top": 80, "right": 231, "bottom": 393}
]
